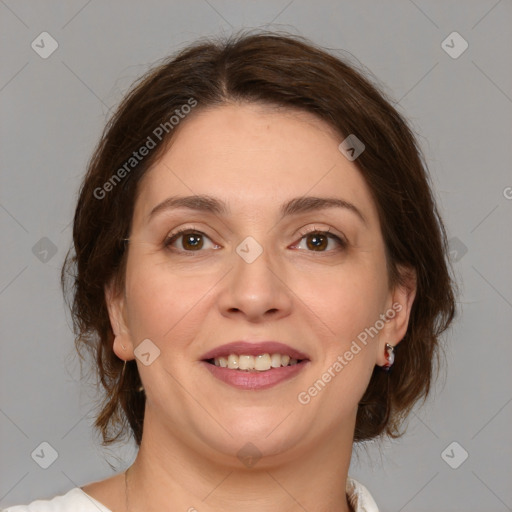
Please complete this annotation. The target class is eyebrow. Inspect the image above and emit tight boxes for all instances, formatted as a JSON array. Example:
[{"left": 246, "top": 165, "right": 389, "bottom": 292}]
[{"left": 147, "top": 194, "right": 367, "bottom": 225}]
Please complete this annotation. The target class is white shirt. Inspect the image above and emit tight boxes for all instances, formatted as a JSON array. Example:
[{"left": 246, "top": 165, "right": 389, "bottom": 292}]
[{"left": 2, "top": 476, "right": 379, "bottom": 511}]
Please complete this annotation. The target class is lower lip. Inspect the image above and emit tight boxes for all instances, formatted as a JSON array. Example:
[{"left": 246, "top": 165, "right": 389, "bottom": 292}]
[{"left": 202, "top": 360, "right": 310, "bottom": 390}]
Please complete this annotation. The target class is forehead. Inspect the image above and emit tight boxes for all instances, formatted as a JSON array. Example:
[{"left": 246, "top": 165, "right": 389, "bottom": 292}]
[{"left": 133, "top": 103, "right": 378, "bottom": 226}]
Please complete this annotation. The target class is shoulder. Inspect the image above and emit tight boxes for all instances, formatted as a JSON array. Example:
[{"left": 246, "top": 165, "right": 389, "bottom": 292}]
[
  {"left": 1, "top": 487, "right": 112, "bottom": 512},
  {"left": 346, "top": 476, "right": 380, "bottom": 512}
]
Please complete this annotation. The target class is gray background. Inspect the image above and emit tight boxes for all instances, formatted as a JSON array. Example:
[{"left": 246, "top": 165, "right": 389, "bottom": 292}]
[{"left": 1, "top": 1, "right": 511, "bottom": 511}]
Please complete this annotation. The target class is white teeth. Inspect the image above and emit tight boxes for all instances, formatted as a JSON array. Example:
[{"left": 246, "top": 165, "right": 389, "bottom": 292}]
[
  {"left": 254, "top": 354, "right": 272, "bottom": 371},
  {"left": 212, "top": 353, "right": 302, "bottom": 371},
  {"left": 270, "top": 353, "right": 282, "bottom": 368},
  {"left": 238, "top": 355, "right": 254, "bottom": 370}
]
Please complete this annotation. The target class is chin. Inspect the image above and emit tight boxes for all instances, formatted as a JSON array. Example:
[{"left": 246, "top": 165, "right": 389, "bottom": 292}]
[{"left": 199, "top": 429, "right": 304, "bottom": 469}]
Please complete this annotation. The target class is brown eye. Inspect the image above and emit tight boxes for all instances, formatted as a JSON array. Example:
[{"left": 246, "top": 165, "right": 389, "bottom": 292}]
[
  {"left": 181, "top": 232, "right": 203, "bottom": 250},
  {"left": 305, "top": 232, "right": 329, "bottom": 251},
  {"left": 293, "top": 229, "right": 346, "bottom": 252},
  {"left": 164, "top": 229, "right": 219, "bottom": 252}
]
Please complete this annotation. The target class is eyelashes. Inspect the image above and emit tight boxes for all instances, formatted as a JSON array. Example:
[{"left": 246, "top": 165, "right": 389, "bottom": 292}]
[
  {"left": 163, "top": 227, "right": 220, "bottom": 253},
  {"left": 293, "top": 226, "right": 347, "bottom": 252},
  {"left": 163, "top": 225, "right": 347, "bottom": 255}
]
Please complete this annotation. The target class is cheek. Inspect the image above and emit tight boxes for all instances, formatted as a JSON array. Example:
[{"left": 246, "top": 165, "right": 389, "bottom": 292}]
[
  {"left": 296, "top": 259, "right": 388, "bottom": 343},
  {"left": 123, "top": 252, "right": 214, "bottom": 342},
  {"left": 300, "top": 267, "right": 383, "bottom": 411}
]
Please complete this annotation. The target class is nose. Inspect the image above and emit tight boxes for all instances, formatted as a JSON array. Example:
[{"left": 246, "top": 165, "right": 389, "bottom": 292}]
[{"left": 216, "top": 240, "right": 293, "bottom": 323}]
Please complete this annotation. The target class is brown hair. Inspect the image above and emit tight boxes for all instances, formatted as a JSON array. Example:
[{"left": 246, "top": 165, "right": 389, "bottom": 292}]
[{"left": 61, "top": 29, "right": 457, "bottom": 447}]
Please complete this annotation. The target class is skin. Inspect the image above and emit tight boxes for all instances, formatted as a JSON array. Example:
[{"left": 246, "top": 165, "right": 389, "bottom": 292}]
[{"left": 81, "top": 102, "right": 416, "bottom": 512}]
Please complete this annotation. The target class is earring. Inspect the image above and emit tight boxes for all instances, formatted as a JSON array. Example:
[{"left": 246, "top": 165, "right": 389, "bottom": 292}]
[{"left": 382, "top": 343, "right": 395, "bottom": 371}]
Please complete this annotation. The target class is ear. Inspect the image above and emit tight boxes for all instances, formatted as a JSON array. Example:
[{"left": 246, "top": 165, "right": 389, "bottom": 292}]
[
  {"left": 376, "top": 265, "right": 417, "bottom": 366},
  {"left": 105, "top": 277, "right": 134, "bottom": 361}
]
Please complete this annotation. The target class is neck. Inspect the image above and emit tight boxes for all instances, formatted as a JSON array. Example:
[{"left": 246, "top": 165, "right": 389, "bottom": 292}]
[{"left": 124, "top": 409, "right": 355, "bottom": 512}]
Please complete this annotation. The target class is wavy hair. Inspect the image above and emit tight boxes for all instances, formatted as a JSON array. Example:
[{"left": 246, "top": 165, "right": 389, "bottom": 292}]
[{"left": 61, "top": 30, "right": 457, "bottom": 447}]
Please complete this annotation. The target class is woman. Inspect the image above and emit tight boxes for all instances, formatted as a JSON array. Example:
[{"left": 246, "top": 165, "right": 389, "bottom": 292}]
[{"left": 5, "top": 30, "right": 456, "bottom": 512}]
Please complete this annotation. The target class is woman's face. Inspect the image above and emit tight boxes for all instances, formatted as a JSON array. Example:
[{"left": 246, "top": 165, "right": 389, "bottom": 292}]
[{"left": 107, "top": 102, "right": 414, "bottom": 464}]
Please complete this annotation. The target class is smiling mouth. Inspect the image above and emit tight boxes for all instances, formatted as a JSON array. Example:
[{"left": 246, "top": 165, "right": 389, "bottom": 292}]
[{"left": 204, "top": 353, "right": 307, "bottom": 371}]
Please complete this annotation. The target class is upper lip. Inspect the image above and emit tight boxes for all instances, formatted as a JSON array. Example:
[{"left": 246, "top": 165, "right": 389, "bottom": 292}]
[{"left": 200, "top": 341, "right": 310, "bottom": 361}]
